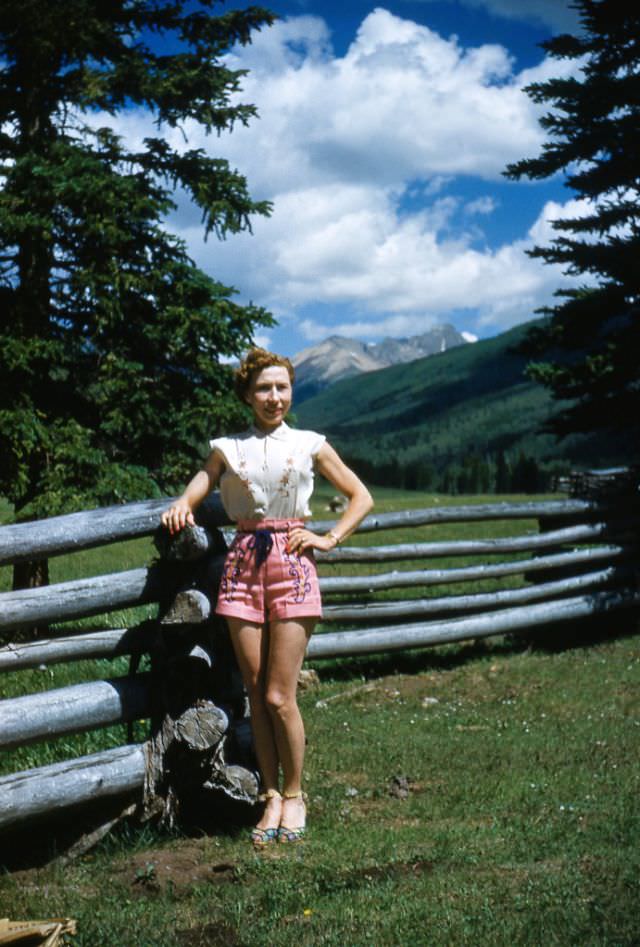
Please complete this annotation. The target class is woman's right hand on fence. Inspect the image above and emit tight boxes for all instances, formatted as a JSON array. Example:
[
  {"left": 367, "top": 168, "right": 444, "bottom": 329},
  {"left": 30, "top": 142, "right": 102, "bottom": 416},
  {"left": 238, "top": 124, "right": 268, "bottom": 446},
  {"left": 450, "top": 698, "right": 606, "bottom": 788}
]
[{"left": 161, "top": 501, "right": 195, "bottom": 535}]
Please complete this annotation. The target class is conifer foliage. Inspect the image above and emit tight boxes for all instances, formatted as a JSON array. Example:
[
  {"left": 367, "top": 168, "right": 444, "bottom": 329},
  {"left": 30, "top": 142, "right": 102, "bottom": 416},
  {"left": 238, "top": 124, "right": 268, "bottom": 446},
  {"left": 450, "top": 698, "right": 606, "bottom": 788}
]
[
  {"left": 0, "top": 0, "right": 275, "bottom": 519},
  {"left": 505, "top": 0, "right": 640, "bottom": 447}
]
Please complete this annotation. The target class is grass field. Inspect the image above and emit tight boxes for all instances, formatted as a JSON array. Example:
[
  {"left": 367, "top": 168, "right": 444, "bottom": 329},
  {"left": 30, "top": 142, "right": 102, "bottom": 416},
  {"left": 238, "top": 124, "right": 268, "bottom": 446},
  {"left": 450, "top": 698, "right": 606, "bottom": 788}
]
[{"left": 1, "top": 488, "right": 639, "bottom": 945}]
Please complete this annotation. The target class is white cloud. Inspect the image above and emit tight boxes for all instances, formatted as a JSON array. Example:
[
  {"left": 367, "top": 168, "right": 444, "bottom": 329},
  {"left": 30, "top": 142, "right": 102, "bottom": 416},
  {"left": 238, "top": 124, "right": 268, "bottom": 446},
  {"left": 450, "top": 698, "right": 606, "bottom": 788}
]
[
  {"left": 196, "top": 185, "right": 589, "bottom": 338},
  {"left": 213, "top": 7, "right": 552, "bottom": 195},
  {"left": 413, "top": 0, "right": 580, "bottom": 32},
  {"left": 465, "top": 196, "right": 497, "bottom": 215},
  {"left": 173, "top": 10, "right": 575, "bottom": 324},
  {"left": 250, "top": 332, "right": 274, "bottom": 350},
  {"left": 303, "top": 193, "right": 594, "bottom": 338},
  {"left": 299, "top": 312, "right": 440, "bottom": 342},
  {"left": 527, "top": 196, "right": 592, "bottom": 245},
  {"left": 90, "top": 8, "right": 584, "bottom": 347},
  {"left": 461, "top": 0, "right": 580, "bottom": 32}
]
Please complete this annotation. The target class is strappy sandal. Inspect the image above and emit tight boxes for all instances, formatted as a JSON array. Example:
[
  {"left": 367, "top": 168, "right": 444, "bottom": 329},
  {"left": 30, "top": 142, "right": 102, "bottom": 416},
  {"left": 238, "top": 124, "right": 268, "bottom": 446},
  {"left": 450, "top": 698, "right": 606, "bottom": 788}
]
[
  {"left": 251, "top": 789, "right": 282, "bottom": 848},
  {"left": 251, "top": 826, "right": 279, "bottom": 847},
  {"left": 278, "top": 790, "right": 307, "bottom": 844}
]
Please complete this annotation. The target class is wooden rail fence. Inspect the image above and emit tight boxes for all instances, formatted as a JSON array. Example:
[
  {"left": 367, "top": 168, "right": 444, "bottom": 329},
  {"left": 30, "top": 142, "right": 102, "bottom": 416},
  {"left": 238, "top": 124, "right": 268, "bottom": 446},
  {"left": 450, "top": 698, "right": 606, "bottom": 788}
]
[{"left": 1, "top": 469, "right": 638, "bottom": 837}]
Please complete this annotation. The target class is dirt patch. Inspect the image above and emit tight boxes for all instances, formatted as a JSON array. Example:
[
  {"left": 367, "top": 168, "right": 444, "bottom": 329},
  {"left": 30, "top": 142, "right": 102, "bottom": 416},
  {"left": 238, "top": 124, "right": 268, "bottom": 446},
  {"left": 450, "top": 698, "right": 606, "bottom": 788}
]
[
  {"left": 386, "top": 672, "right": 444, "bottom": 699},
  {"left": 341, "top": 858, "right": 435, "bottom": 887},
  {"left": 175, "top": 920, "right": 243, "bottom": 946},
  {"left": 4, "top": 839, "right": 237, "bottom": 901},
  {"left": 496, "top": 858, "right": 564, "bottom": 877},
  {"left": 114, "top": 840, "right": 237, "bottom": 897}
]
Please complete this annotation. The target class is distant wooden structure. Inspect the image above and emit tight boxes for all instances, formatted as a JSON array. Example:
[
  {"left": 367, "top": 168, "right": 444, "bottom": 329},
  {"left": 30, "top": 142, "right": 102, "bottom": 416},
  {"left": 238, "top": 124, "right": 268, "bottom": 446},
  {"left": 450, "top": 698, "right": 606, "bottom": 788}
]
[{"left": 0, "top": 469, "right": 638, "bottom": 837}]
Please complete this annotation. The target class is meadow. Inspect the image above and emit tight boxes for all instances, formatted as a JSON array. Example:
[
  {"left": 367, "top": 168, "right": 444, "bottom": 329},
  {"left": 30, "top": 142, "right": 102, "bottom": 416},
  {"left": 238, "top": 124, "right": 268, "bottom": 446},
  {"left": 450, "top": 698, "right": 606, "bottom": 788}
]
[{"left": 1, "top": 486, "right": 638, "bottom": 945}]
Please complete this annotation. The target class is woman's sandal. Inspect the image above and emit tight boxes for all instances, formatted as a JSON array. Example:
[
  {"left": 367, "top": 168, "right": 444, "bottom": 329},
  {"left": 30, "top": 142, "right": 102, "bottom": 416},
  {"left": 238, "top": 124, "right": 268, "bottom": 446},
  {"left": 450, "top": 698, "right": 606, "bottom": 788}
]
[
  {"left": 278, "top": 790, "right": 307, "bottom": 844},
  {"left": 251, "top": 789, "right": 282, "bottom": 848},
  {"left": 251, "top": 826, "right": 279, "bottom": 847}
]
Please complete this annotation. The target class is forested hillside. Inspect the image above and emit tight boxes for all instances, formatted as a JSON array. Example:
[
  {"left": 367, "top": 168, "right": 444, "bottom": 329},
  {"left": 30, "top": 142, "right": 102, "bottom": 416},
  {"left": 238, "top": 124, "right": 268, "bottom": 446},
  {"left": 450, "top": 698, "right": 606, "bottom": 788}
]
[{"left": 296, "top": 320, "right": 628, "bottom": 494}]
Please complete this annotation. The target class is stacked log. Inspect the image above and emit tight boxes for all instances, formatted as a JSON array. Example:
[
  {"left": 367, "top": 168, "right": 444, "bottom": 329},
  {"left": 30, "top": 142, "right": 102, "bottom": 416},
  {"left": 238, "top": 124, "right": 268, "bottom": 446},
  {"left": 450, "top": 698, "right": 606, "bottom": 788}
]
[
  {"left": 555, "top": 466, "right": 640, "bottom": 500},
  {"left": 0, "top": 516, "right": 259, "bottom": 834},
  {"left": 140, "top": 523, "right": 259, "bottom": 827}
]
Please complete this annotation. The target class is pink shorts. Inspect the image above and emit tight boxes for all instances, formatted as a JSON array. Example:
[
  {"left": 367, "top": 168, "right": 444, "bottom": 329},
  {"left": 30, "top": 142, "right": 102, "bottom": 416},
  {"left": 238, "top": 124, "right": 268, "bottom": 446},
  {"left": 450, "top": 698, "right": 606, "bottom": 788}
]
[{"left": 215, "top": 519, "right": 323, "bottom": 623}]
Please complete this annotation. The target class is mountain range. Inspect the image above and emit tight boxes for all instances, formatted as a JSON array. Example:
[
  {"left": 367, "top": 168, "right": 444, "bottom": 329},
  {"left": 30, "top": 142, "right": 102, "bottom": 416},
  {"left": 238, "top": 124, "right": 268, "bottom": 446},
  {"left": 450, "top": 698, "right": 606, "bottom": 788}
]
[
  {"left": 292, "top": 324, "right": 472, "bottom": 402},
  {"left": 295, "top": 319, "right": 628, "bottom": 491}
]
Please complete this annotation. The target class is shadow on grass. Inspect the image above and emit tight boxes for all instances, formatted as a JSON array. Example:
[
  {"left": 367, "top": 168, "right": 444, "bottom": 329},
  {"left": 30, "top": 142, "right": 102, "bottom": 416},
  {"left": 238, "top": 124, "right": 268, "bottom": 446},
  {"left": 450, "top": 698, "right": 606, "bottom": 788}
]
[
  {"left": 0, "top": 795, "right": 142, "bottom": 872},
  {"left": 3, "top": 611, "right": 638, "bottom": 873},
  {"left": 308, "top": 611, "right": 640, "bottom": 683},
  {"left": 0, "top": 788, "right": 255, "bottom": 873},
  {"left": 519, "top": 609, "right": 640, "bottom": 654}
]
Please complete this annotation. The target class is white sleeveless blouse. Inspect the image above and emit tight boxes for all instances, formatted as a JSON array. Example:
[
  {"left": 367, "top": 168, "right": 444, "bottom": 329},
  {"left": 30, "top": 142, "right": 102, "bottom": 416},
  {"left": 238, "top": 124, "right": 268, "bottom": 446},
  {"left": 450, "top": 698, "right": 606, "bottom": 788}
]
[{"left": 209, "top": 422, "right": 326, "bottom": 521}]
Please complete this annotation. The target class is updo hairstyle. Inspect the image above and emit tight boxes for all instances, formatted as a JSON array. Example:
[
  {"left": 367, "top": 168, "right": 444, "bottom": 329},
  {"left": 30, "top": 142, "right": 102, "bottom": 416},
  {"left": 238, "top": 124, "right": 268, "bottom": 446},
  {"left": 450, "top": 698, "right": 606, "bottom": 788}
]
[{"left": 234, "top": 347, "right": 295, "bottom": 403}]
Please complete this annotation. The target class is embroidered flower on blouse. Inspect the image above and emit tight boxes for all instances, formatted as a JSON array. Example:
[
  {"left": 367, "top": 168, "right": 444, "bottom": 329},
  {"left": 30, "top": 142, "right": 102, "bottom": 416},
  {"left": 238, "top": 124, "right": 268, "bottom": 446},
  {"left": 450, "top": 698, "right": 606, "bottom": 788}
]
[
  {"left": 236, "top": 453, "right": 257, "bottom": 503},
  {"left": 277, "top": 456, "right": 296, "bottom": 498}
]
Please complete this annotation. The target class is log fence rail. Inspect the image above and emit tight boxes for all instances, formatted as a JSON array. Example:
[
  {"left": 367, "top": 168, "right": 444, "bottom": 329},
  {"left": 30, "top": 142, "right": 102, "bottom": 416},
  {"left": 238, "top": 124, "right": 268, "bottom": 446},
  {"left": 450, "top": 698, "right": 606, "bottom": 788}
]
[{"left": 0, "top": 469, "right": 638, "bottom": 835}]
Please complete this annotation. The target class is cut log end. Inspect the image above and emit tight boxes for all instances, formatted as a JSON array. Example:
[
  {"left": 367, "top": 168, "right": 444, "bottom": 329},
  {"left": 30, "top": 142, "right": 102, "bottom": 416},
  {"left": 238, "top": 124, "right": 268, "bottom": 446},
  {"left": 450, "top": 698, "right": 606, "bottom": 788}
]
[
  {"left": 173, "top": 702, "right": 229, "bottom": 751},
  {"left": 203, "top": 764, "right": 259, "bottom": 804},
  {"left": 160, "top": 589, "right": 211, "bottom": 625},
  {"left": 154, "top": 524, "right": 215, "bottom": 562}
]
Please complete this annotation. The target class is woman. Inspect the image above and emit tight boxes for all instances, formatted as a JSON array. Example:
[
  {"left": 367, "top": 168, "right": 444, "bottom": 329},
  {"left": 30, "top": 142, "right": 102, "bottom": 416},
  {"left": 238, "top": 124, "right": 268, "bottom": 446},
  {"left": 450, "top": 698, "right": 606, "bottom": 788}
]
[{"left": 162, "top": 348, "right": 373, "bottom": 846}]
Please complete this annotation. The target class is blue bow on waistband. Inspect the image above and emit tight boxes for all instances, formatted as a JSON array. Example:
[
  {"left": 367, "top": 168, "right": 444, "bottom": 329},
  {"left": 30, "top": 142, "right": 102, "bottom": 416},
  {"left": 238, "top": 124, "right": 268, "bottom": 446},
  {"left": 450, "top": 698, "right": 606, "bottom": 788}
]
[{"left": 248, "top": 528, "right": 274, "bottom": 568}]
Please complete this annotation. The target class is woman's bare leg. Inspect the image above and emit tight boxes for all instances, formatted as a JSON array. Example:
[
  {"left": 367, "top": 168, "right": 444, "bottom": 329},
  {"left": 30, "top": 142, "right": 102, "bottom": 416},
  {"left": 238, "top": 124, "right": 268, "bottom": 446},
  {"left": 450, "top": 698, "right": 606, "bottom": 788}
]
[
  {"left": 264, "top": 617, "right": 315, "bottom": 829},
  {"left": 226, "top": 618, "right": 281, "bottom": 831}
]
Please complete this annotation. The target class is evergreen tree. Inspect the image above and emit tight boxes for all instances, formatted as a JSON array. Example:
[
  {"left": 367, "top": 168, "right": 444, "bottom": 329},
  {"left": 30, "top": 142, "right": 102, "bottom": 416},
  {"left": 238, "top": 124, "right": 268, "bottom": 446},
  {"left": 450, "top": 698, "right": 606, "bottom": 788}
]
[
  {"left": 494, "top": 450, "right": 510, "bottom": 494},
  {"left": 0, "top": 0, "right": 275, "bottom": 530},
  {"left": 505, "top": 0, "right": 640, "bottom": 449},
  {"left": 511, "top": 452, "right": 541, "bottom": 494}
]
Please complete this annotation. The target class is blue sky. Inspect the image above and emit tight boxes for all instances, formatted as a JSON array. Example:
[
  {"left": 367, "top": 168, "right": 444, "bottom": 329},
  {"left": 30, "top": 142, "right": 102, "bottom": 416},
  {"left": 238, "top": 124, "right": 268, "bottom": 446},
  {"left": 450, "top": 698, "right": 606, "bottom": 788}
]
[{"left": 135, "top": 0, "right": 587, "bottom": 356}]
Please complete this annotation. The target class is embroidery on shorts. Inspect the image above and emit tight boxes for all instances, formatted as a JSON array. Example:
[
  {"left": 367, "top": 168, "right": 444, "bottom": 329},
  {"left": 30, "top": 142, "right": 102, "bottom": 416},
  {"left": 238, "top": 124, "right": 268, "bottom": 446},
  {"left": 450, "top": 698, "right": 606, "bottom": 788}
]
[
  {"left": 220, "top": 539, "right": 247, "bottom": 602},
  {"left": 283, "top": 549, "right": 312, "bottom": 603}
]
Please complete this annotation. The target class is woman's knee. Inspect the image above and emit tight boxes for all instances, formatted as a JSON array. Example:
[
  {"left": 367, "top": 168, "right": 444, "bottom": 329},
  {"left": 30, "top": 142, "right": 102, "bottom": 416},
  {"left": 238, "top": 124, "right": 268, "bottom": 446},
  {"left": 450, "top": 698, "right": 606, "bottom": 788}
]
[{"left": 265, "top": 686, "right": 296, "bottom": 718}]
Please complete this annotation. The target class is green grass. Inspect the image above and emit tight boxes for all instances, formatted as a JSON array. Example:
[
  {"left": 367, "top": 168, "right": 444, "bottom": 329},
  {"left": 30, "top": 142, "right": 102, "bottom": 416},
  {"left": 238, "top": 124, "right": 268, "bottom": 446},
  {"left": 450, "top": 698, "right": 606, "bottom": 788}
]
[
  {"left": 1, "top": 631, "right": 638, "bottom": 945},
  {"left": 1, "top": 487, "right": 639, "bottom": 944}
]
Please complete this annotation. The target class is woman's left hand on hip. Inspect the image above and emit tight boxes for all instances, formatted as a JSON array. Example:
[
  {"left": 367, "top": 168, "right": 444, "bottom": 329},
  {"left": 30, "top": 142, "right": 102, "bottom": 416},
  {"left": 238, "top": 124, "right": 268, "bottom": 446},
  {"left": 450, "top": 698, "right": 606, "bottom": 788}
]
[{"left": 288, "top": 525, "right": 333, "bottom": 553}]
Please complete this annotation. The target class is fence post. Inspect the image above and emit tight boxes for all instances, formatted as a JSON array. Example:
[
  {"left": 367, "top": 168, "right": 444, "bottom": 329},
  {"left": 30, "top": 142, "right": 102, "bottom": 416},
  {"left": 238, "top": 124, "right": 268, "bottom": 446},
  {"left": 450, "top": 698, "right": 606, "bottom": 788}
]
[{"left": 140, "top": 520, "right": 258, "bottom": 828}]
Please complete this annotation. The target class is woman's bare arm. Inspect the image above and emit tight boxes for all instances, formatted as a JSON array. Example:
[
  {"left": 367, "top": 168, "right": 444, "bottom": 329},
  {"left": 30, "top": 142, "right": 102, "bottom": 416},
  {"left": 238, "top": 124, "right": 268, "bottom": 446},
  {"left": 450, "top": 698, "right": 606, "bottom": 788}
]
[
  {"left": 161, "top": 449, "right": 226, "bottom": 535},
  {"left": 288, "top": 442, "right": 374, "bottom": 553}
]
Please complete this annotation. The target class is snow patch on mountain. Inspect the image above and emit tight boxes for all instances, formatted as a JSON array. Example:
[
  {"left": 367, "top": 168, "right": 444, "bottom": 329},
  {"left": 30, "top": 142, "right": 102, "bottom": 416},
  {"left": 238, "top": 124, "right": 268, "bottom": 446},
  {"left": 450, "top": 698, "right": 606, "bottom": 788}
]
[{"left": 293, "top": 323, "right": 470, "bottom": 402}]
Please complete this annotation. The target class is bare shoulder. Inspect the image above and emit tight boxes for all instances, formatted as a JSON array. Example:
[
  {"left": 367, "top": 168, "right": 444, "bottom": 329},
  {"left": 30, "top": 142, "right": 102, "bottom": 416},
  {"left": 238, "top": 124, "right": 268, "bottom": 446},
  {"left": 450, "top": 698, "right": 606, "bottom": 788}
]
[
  {"left": 316, "top": 440, "right": 361, "bottom": 482},
  {"left": 316, "top": 439, "right": 343, "bottom": 464},
  {"left": 205, "top": 447, "right": 227, "bottom": 475}
]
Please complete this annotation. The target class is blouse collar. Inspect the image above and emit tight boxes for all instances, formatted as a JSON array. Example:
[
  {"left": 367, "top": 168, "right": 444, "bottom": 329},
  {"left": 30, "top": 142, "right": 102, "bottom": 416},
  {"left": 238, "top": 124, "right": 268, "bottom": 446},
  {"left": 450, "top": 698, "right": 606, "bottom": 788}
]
[{"left": 250, "top": 420, "right": 291, "bottom": 441}]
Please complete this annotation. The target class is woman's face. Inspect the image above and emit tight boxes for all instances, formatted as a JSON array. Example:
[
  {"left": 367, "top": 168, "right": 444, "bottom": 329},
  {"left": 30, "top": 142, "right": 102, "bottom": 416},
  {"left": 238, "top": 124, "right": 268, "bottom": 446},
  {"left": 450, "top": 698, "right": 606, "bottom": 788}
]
[{"left": 246, "top": 365, "right": 292, "bottom": 431}]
